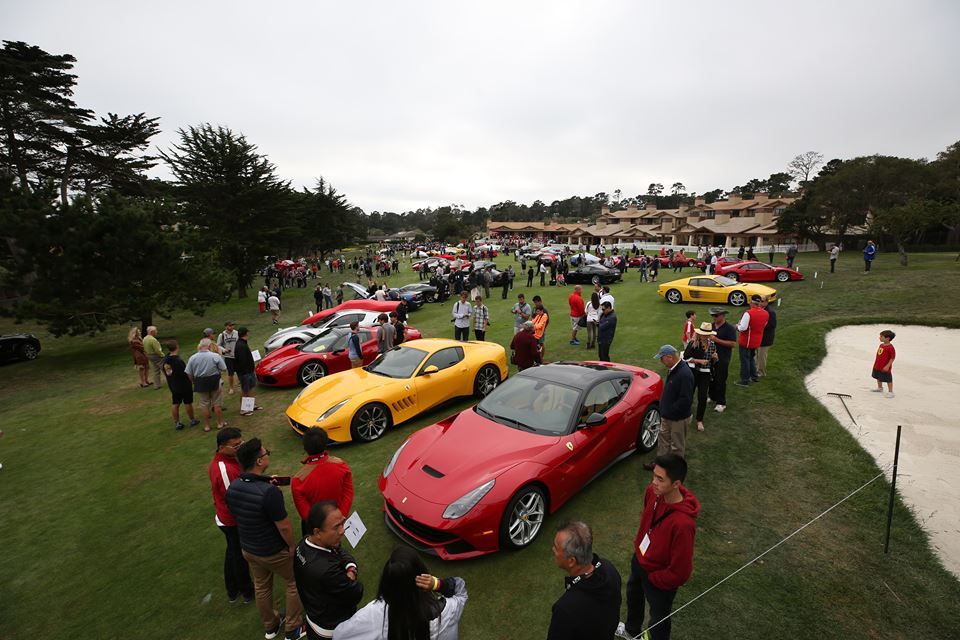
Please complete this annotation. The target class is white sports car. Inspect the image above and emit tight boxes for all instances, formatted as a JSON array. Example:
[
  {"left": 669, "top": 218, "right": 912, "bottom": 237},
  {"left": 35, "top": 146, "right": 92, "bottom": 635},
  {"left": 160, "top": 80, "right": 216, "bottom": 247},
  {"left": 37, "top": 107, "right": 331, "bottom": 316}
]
[{"left": 263, "top": 309, "right": 387, "bottom": 353}]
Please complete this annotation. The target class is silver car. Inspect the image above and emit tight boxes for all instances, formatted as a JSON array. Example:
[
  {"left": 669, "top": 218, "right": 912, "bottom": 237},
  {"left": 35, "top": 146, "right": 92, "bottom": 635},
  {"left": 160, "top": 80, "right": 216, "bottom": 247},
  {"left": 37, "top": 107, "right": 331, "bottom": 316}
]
[{"left": 263, "top": 309, "right": 386, "bottom": 353}]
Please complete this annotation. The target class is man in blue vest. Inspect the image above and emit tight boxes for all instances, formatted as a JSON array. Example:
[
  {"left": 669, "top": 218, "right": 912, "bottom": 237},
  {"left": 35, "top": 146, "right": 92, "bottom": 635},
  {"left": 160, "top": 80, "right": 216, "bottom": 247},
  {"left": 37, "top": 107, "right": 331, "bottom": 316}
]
[{"left": 863, "top": 240, "right": 877, "bottom": 273}]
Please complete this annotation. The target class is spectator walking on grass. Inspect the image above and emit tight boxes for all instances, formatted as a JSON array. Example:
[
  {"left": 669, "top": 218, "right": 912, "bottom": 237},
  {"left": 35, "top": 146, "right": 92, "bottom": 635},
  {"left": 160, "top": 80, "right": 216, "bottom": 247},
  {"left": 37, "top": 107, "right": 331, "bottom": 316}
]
[
  {"left": 268, "top": 292, "right": 282, "bottom": 324},
  {"left": 644, "top": 345, "right": 693, "bottom": 470},
  {"left": 734, "top": 295, "right": 769, "bottom": 387},
  {"left": 683, "top": 323, "right": 717, "bottom": 432},
  {"left": 208, "top": 427, "right": 254, "bottom": 604},
  {"left": 863, "top": 239, "right": 877, "bottom": 273},
  {"left": 584, "top": 292, "right": 601, "bottom": 350},
  {"left": 292, "top": 428, "right": 354, "bottom": 537},
  {"left": 527, "top": 266, "right": 535, "bottom": 287},
  {"left": 452, "top": 291, "right": 472, "bottom": 341},
  {"left": 347, "top": 322, "right": 364, "bottom": 368},
  {"left": 217, "top": 321, "right": 239, "bottom": 395},
  {"left": 786, "top": 242, "right": 798, "bottom": 268},
  {"left": 259, "top": 287, "right": 268, "bottom": 314},
  {"left": 547, "top": 521, "right": 621, "bottom": 640},
  {"left": 619, "top": 454, "right": 699, "bottom": 640},
  {"left": 597, "top": 302, "right": 617, "bottom": 362},
  {"left": 314, "top": 285, "right": 324, "bottom": 313},
  {"left": 376, "top": 314, "right": 395, "bottom": 354},
  {"left": 162, "top": 340, "right": 199, "bottom": 430},
  {"left": 830, "top": 244, "right": 840, "bottom": 273},
  {"left": 532, "top": 296, "right": 550, "bottom": 363},
  {"left": 185, "top": 338, "right": 227, "bottom": 433},
  {"left": 706, "top": 308, "right": 736, "bottom": 413},
  {"left": 143, "top": 325, "right": 165, "bottom": 389},
  {"left": 332, "top": 546, "right": 467, "bottom": 640},
  {"left": 128, "top": 326, "right": 150, "bottom": 388},
  {"left": 756, "top": 296, "right": 776, "bottom": 378},
  {"left": 681, "top": 311, "right": 696, "bottom": 344},
  {"left": 472, "top": 295, "right": 490, "bottom": 341},
  {"left": 568, "top": 285, "right": 585, "bottom": 346},
  {"left": 234, "top": 327, "right": 259, "bottom": 416},
  {"left": 227, "top": 439, "right": 305, "bottom": 640},
  {"left": 511, "top": 293, "right": 532, "bottom": 335}
]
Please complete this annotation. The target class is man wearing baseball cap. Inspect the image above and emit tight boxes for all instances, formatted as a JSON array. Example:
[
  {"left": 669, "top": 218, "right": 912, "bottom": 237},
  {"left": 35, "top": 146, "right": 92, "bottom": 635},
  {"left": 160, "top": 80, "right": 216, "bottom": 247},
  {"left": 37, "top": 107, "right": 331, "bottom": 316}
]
[
  {"left": 643, "top": 345, "right": 694, "bottom": 471},
  {"left": 706, "top": 307, "right": 737, "bottom": 413},
  {"left": 734, "top": 295, "right": 769, "bottom": 387}
]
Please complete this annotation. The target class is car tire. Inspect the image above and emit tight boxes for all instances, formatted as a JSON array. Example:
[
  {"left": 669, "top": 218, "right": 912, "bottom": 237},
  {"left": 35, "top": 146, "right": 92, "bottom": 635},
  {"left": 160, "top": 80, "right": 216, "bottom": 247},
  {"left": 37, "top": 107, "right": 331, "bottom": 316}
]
[
  {"left": 776, "top": 271, "right": 790, "bottom": 282},
  {"left": 726, "top": 272, "right": 738, "bottom": 282},
  {"left": 18, "top": 343, "right": 39, "bottom": 361},
  {"left": 665, "top": 289, "right": 682, "bottom": 304},
  {"left": 500, "top": 485, "right": 547, "bottom": 551},
  {"left": 636, "top": 404, "right": 661, "bottom": 453},
  {"left": 298, "top": 361, "right": 327, "bottom": 386},
  {"left": 350, "top": 403, "right": 392, "bottom": 442},
  {"left": 284, "top": 338, "right": 305, "bottom": 347},
  {"left": 729, "top": 291, "right": 747, "bottom": 306},
  {"left": 474, "top": 364, "right": 501, "bottom": 398}
]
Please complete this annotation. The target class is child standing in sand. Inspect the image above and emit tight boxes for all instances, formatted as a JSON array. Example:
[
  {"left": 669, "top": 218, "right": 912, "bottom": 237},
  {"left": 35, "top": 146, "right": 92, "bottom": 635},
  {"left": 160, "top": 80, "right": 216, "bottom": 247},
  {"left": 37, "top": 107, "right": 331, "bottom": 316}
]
[{"left": 871, "top": 330, "right": 896, "bottom": 398}]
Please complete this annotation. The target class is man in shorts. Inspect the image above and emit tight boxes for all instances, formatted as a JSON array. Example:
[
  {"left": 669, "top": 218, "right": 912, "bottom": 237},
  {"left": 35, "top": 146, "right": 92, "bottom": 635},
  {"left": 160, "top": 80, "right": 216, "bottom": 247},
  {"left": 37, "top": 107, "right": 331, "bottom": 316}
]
[
  {"left": 185, "top": 338, "right": 227, "bottom": 432},
  {"left": 217, "top": 321, "right": 239, "bottom": 395},
  {"left": 163, "top": 340, "right": 200, "bottom": 431}
]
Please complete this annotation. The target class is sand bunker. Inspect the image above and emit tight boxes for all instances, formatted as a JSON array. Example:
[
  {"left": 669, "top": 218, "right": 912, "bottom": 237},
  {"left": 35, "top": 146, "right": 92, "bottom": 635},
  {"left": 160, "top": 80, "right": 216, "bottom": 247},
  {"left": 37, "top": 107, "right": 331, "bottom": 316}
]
[{"left": 805, "top": 324, "right": 960, "bottom": 578}]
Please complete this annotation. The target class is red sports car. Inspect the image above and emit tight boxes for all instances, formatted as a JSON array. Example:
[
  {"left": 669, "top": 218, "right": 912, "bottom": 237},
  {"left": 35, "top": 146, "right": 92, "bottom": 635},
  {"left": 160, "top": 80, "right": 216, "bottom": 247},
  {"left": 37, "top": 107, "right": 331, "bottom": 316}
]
[
  {"left": 716, "top": 260, "right": 804, "bottom": 283},
  {"left": 256, "top": 325, "right": 422, "bottom": 387},
  {"left": 379, "top": 361, "right": 663, "bottom": 560}
]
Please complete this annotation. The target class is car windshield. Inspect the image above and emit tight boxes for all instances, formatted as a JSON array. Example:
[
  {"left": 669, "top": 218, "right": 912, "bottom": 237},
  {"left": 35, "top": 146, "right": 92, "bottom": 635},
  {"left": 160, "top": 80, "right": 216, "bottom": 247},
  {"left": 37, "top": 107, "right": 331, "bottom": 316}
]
[
  {"left": 715, "top": 276, "right": 738, "bottom": 287},
  {"left": 476, "top": 377, "right": 581, "bottom": 435},
  {"left": 299, "top": 330, "right": 348, "bottom": 353},
  {"left": 366, "top": 346, "right": 428, "bottom": 379}
]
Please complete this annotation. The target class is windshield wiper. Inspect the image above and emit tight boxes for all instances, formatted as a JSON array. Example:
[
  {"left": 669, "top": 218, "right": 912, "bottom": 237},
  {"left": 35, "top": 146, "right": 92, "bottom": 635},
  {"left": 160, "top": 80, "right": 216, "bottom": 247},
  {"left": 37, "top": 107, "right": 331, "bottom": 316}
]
[
  {"left": 489, "top": 411, "right": 536, "bottom": 432},
  {"left": 368, "top": 369, "right": 394, "bottom": 378}
]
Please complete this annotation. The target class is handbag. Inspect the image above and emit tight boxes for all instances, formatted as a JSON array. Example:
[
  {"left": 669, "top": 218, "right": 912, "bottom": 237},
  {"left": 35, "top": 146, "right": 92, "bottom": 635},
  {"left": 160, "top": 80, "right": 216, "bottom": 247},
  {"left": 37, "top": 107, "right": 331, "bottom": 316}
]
[{"left": 577, "top": 315, "right": 587, "bottom": 328}]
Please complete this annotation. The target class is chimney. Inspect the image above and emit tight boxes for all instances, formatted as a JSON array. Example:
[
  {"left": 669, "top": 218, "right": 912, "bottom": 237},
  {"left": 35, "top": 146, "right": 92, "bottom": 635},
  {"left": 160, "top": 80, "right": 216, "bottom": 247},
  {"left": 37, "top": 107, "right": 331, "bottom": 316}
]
[
  {"left": 601, "top": 206, "right": 610, "bottom": 216},
  {"left": 626, "top": 204, "right": 638, "bottom": 214},
  {"left": 727, "top": 193, "right": 742, "bottom": 204},
  {"left": 755, "top": 209, "right": 773, "bottom": 226},
  {"left": 694, "top": 196, "right": 705, "bottom": 206},
  {"left": 645, "top": 202, "right": 658, "bottom": 211},
  {"left": 715, "top": 212, "right": 731, "bottom": 224}
]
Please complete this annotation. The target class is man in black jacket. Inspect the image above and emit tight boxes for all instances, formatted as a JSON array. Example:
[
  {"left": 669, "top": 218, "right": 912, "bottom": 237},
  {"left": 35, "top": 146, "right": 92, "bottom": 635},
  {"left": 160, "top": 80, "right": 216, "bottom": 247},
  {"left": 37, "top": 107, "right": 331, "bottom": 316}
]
[
  {"left": 234, "top": 327, "right": 259, "bottom": 416},
  {"left": 547, "top": 520, "right": 621, "bottom": 640},
  {"left": 756, "top": 296, "right": 777, "bottom": 377},
  {"left": 644, "top": 345, "right": 694, "bottom": 470},
  {"left": 597, "top": 302, "right": 617, "bottom": 362},
  {"left": 294, "top": 501, "right": 364, "bottom": 639},
  {"left": 226, "top": 439, "right": 304, "bottom": 640}
]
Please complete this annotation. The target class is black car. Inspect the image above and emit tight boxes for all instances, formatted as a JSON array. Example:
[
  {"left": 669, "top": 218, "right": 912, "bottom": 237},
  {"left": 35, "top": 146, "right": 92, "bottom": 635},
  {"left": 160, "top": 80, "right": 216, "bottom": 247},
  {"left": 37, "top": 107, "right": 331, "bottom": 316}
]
[
  {"left": 399, "top": 282, "right": 439, "bottom": 303},
  {"left": 565, "top": 264, "right": 621, "bottom": 285},
  {"left": 0, "top": 333, "right": 41, "bottom": 362},
  {"left": 341, "top": 281, "right": 424, "bottom": 310}
]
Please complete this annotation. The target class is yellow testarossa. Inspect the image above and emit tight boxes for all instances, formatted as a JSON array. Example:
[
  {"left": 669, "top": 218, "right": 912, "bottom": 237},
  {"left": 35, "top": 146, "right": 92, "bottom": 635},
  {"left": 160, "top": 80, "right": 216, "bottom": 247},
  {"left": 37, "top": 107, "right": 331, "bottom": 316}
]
[
  {"left": 657, "top": 274, "right": 777, "bottom": 307},
  {"left": 285, "top": 338, "right": 508, "bottom": 443}
]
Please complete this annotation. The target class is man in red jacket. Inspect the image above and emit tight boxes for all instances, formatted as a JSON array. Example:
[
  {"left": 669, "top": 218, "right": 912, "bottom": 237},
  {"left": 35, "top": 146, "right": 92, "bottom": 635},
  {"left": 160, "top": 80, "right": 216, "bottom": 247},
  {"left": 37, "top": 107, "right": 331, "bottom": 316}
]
[
  {"left": 208, "top": 427, "right": 254, "bottom": 603},
  {"left": 735, "top": 294, "right": 769, "bottom": 386},
  {"left": 568, "top": 285, "right": 585, "bottom": 346},
  {"left": 291, "top": 427, "right": 354, "bottom": 536},
  {"left": 619, "top": 454, "right": 699, "bottom": 640}
]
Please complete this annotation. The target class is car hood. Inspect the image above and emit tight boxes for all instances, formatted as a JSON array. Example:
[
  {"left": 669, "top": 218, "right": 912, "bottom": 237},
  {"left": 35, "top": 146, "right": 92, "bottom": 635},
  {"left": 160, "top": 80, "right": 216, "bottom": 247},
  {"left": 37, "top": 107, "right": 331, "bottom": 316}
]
[
  {"left": 293, "top": 367, "right": 395, "bottom": 412},
  {"left": 392, "top": 409, "right": 559, "bottom": 505}
]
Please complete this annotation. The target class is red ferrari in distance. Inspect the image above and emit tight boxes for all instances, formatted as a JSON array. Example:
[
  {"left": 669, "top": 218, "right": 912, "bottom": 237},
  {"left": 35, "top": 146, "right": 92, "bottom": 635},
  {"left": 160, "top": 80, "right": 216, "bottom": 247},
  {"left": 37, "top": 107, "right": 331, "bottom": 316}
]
[
  {"left": 301, "top": 300, "right": 400, "bottom": 327},
  {"left": 716, "top": 260, "right": 804, "bottom": 283},
  {"left": 256, "top": 325, "right": 422, "bottom": 387},
  {"left": 379, "top": 361, "right": 663, "bottom": 560}
]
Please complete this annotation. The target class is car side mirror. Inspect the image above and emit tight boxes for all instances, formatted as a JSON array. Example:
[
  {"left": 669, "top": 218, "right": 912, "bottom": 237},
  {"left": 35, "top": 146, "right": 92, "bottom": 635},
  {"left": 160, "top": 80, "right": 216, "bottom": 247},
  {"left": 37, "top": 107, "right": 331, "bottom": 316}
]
[
  {"left": 422, "top": 365, "right": 439, "bottom": 376},
  {"left": 580, "top": 412, "right": 607, "bottom": 428}
]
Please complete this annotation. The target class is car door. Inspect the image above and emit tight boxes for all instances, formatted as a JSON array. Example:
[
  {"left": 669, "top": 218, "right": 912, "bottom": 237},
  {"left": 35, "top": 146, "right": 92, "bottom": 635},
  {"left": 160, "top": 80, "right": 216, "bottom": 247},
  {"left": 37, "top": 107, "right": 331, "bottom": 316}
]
[
  {"left": 414, "top": 347, "right": 467, "bottom": 411},
  {"left": 552, "top": 379, "right": 631, "bottom": 505},
  {"left": 686, "top": 278, "right": 708, "bottom": 300},
  {"left": 359, "top": 330, "right": 379, "bottom": 364},
  {"left": 750, "top": 263, "right": 776, "bottom": 281}
]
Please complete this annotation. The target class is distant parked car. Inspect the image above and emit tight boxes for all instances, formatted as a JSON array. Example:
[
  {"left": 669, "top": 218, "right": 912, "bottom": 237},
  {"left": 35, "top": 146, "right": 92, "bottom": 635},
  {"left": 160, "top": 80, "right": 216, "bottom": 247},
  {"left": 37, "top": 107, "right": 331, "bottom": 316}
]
[
  {"left": 399, "top": 282, "right": 439, "bottom": 303},
  {"left": 0, "top": 333, "right": 41, "bottom": 362},
  {"left": 564, "top": 264, "right": 622, "bottom": 285},
  {"left": 716, "top": 260, "right": 804, "bottom": 283},
  {"left": 265, "top": 308, "right": 394, "bottom": 353}
]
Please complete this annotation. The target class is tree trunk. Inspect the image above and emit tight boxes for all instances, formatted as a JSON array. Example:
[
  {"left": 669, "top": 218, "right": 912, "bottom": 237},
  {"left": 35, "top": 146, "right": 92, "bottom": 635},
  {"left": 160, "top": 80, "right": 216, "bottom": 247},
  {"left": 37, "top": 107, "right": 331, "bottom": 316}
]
[
  {"left": 140, "top": 313, "right": 153, "bottom": 337},
  {"left": 237, "top": 270, "right": 247, "bottom": 299},
  {"left": 897, "top": 243, "right": 908, "bottom": 267}
]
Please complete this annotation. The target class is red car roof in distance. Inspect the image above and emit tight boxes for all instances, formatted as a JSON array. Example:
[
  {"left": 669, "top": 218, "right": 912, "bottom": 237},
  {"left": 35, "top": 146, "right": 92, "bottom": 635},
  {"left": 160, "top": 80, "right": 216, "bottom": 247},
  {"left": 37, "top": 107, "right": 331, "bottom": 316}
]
[{"left": 301, "top": 300, "right": 400, "bottom": 326}]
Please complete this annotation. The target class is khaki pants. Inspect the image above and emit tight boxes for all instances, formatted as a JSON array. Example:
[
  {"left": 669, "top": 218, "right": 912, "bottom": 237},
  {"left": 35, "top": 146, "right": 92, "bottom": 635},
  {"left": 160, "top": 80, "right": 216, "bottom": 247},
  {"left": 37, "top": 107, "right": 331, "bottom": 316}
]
[
  {"left": 657, "top": 417, "right": 690, "bottom": 458},
  {"left": 147, "top": 354, "right": 165, "bottom": 388},
  {"left": 242, "top": 548, "right": 303, "bottom": 634},
  {"left": 757, "top": 346, "right": 770, "bottom": 377},
  {"left": 350, "top": 357, "right": 364, "bottom": 369}
]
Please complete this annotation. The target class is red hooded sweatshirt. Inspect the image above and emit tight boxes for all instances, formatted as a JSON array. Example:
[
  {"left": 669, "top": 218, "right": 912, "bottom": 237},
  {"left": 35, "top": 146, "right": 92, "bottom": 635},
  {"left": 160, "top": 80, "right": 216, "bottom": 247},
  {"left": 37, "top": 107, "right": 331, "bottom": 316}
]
[{"left": 633, "top": 483, "right": 700, "bottom": 591}]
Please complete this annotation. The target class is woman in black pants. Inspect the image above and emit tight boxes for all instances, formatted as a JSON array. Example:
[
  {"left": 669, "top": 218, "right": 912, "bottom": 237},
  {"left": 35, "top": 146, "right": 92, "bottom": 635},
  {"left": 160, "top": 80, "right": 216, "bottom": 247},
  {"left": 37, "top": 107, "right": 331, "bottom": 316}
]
[{"left": 683, "top": 322, "right": 718, "bottom": 432}]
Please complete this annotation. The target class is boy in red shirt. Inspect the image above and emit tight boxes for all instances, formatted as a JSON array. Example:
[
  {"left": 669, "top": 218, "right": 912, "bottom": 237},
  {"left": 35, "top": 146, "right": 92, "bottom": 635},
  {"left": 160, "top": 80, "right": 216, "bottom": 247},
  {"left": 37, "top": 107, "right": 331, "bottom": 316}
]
[
  {"left": 871, "top": 329, "right": 896, "bottom": 398},
  {"left": 620, "top": 454, "right": 699, "bottom": 640},
  {"left": 681, "top": 311, "right": 696, "bottom": 344}
]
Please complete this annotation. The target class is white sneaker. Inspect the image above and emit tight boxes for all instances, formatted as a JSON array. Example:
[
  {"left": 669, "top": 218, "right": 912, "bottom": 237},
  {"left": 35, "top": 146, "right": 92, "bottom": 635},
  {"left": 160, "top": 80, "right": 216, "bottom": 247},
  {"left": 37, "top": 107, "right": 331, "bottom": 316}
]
[
  {"left": 714, "top": 404, "right": 726, "bottom": 413},
  {"left": 885, "top": 392, "right": 895, "bottom": 398},
  {"left": 614, "top": 622, "right": 632, "bottom": 639}
]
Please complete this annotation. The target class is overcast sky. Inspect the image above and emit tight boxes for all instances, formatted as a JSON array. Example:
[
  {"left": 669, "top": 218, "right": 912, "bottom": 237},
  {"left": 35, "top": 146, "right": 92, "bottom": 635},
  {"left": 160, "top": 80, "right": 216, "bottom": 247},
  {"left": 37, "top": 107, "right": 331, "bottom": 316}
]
[{"left": 6, "top": 0, "right": 960, "bottom": 213}]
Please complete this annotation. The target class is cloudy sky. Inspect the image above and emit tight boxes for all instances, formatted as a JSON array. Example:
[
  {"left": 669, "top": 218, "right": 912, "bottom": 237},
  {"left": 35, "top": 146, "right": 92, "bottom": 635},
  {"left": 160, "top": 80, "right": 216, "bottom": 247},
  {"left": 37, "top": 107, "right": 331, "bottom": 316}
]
[{"left": 7, "top": 0, "right": 960, "bottom": 212}]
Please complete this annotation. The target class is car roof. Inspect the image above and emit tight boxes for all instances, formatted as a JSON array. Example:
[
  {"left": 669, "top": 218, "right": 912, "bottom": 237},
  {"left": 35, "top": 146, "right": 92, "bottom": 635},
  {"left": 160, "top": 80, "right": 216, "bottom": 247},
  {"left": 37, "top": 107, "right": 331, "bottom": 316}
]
[{"left": 516, "top": 361, "right": 629, "bottom": 389}]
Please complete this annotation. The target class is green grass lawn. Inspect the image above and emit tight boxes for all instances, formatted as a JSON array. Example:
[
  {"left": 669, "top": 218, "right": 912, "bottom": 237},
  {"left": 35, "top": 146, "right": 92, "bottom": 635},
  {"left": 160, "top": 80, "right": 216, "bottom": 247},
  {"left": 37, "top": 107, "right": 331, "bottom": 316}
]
[{"left": 2, "top": 252, "right": 959, "bottom": 639}]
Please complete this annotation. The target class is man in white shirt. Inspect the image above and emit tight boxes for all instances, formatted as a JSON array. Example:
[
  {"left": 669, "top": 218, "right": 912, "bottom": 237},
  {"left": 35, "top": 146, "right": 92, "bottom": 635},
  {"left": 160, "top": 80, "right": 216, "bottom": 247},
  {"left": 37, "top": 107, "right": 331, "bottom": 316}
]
[
  {"left": 217, "top": 321, "right": 239, "bottom": 395},
  {"left": 257, "top": 287, "right": 268, "bottom": 314},
  {"left": 452, "top": 291, "right": 472, "bottom": 341},
  {"left": 267, "top": 293, "right": 281, "bottom": 324}
]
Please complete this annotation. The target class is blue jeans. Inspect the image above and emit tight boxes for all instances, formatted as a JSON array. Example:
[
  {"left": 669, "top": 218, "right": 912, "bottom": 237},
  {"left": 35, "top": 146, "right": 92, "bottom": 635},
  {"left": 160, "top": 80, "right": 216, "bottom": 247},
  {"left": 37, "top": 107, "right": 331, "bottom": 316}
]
[{"left": 739, "top": 345, "right": 757, "bottom": 383}]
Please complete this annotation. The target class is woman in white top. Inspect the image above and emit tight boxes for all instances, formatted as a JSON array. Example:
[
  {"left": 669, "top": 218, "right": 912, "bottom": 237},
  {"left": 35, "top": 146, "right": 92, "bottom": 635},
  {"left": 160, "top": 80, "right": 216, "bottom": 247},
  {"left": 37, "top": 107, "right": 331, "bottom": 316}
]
[
  {"left": 333, "top": 547, "right": 467, "bottom": 640},
  {"left": 584, "top": 292, "right": 601, "bottom": 350}
]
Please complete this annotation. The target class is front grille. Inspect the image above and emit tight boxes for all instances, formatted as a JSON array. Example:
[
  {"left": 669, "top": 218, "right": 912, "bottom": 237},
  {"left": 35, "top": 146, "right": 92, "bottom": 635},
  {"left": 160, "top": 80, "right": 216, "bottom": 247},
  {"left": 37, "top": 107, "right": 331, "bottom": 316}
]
[
  {"left": 288, "top": 418, "right": 310, "bottom": 434},
  {"left": 386, "top": 503, "right": 457, "bottom": 544}
]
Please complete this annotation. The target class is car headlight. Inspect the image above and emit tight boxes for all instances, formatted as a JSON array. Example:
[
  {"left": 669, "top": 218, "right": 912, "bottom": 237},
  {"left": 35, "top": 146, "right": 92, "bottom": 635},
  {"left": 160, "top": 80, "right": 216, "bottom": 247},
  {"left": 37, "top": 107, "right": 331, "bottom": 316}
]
[
  {"left": 383, "top": 439, "right": 410, "bottom": 478},
  {"left": 316, "top": 399, "right": 349, "bottom": 422},
  {"left": 443, "top": 479, "right": 495, "bottom": 519},
  {"left": 270, "top": 362, "right": 290, "bottom": 373}
]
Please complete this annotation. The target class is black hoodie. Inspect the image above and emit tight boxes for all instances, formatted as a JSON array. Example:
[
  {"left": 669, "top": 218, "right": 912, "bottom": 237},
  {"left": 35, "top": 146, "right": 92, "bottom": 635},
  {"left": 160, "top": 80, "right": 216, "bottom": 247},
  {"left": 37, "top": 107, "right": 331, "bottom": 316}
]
[{"left": 546, "top": 554, "right": 622, "bottom": 640}]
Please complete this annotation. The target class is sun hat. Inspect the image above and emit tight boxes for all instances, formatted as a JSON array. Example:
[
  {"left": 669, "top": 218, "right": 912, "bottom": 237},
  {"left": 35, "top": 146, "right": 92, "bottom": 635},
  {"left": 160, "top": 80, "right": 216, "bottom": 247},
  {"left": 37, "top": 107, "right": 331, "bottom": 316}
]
[
  {"left": 653, "top": 344, "right": 679, "bottom": 359},
  {"left": 694, "top": 321, "right": 716, "bottom": 336}
]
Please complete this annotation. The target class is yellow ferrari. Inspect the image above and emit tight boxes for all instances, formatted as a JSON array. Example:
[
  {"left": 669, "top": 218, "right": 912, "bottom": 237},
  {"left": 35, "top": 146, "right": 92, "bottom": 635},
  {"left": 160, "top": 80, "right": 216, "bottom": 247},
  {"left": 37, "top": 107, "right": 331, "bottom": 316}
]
[
  {"left": 657, "top": 274, "right": 777, "bottom": 307},
  {"left": 285, "top": 338, "right": 508, "bottom": 443}
]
